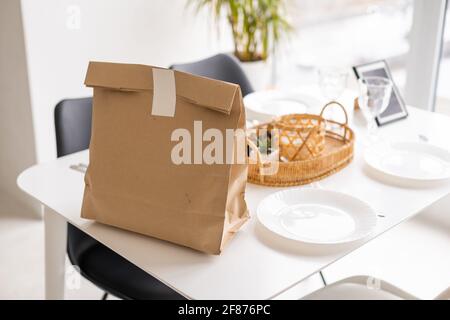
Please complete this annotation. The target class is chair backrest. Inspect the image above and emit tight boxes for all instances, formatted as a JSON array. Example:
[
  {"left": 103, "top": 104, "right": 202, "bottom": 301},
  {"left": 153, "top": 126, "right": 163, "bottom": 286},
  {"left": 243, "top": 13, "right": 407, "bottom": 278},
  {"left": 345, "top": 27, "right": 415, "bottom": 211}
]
[
  {"left": 54, "top": 97, "right": 93, "bottom": 157},
  {"left": 54, "top": 97, "right": 96, "bottom": 262},
  {"left": 435, "top": 286, "right": 450, "bottom": 300},
  {"left": 170, "top": 53, "right": 254, "bottom": 97}
]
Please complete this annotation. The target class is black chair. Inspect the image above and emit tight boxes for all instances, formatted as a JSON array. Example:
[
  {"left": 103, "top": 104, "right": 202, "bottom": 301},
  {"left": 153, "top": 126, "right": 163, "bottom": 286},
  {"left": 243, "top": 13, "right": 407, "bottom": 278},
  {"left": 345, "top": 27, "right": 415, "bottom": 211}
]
[
  {"left": 170, "top": 53, "right": 254, "bottom": 97},
  {"left": 54, "top": 98, "right": 185, "bottom": 300}
]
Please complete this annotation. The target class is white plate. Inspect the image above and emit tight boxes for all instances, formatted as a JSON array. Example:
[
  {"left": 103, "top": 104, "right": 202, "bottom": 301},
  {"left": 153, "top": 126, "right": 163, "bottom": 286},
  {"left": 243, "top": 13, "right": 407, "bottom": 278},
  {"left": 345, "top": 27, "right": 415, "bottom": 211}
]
[
  {"left": 365, "top": 141, "right": 450, "bottom": 182},
  {"left": 244, "top": 90, "right": 322, "bottom": 122},
  {"left": 257, "top": 189, "right": 377, "bottom": 245}
]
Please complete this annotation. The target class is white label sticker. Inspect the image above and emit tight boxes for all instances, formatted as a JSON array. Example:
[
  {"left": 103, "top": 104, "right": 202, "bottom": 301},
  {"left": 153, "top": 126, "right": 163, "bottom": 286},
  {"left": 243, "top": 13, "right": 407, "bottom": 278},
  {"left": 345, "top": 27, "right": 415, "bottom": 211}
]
[{"left": 151, "top": 69, "right": 176, "bottom": 117}]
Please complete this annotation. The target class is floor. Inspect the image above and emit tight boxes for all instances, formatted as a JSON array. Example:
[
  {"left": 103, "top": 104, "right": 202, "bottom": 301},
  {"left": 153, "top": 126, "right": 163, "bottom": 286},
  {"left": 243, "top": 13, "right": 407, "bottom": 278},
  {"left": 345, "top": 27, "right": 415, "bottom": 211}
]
[{"left": 0, "top": 193, "right": 117, "bottom": 300}]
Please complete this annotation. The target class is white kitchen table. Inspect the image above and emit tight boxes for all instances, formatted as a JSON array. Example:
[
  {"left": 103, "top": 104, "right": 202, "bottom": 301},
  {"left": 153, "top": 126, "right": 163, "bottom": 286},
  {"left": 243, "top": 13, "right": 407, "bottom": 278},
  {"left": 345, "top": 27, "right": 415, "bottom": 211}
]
[{"left": 17, "top": 106, "right": 450, "bottom": 300}]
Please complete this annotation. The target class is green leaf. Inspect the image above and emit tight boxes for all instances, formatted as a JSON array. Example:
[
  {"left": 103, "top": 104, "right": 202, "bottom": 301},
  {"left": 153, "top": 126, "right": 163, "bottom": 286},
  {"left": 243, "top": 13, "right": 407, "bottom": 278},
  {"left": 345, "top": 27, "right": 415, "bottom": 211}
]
[{"left": 187, "top": 0, "right": 294, "bottom": 61}]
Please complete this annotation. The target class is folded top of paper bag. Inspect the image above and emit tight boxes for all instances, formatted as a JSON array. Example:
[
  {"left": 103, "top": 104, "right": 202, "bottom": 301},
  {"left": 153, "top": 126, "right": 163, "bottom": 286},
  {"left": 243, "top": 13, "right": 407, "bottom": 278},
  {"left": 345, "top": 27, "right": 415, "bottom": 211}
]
[{"left": 84, "top": 61, "right": 238, "bottom": 115}]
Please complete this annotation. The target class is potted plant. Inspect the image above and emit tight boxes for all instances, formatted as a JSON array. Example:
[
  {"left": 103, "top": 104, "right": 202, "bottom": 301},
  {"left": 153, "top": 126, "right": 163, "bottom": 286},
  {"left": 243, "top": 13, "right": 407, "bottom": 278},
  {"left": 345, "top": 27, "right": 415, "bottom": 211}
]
[{"left": 188, "top": 0, "right": 292, "bottom": 89}]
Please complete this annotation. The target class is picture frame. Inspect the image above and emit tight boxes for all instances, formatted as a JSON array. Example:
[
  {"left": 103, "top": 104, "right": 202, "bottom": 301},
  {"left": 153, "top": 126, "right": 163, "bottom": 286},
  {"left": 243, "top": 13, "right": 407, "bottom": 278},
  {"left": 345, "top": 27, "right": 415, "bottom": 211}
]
[{"left": 353, "top": 60, "right": 408, "bottom": 126}]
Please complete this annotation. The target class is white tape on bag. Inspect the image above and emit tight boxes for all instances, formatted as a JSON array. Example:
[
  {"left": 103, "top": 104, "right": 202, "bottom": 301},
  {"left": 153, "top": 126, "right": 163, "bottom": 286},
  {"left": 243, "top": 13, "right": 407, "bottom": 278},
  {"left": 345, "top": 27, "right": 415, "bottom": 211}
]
[{"left": 151, "top": 68, "right": 176, "bottom": 117}]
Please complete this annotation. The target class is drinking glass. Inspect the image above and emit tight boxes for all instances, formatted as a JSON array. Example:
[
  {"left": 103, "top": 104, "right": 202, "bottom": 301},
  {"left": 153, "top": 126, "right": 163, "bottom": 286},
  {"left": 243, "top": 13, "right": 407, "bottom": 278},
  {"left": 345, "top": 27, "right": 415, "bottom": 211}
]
[
  {"left": 318, "top": 67, "right": 348, "bottom": 101},
  {"left": 318, "top": 67, "right": 348, "bottom": 122},
  {"left": 358, "top": 76, "right": 393, "bottom": 143}
]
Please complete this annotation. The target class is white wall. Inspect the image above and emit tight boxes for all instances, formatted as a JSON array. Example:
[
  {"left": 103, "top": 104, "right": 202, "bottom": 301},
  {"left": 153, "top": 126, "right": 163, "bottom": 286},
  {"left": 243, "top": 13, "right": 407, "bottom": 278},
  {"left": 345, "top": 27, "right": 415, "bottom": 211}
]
[
  {"left": 0, "top": 0, "right": 39, "bottom": 216},
  {"left": 20, "top": 0, "right": 233, "bottom": 163}
]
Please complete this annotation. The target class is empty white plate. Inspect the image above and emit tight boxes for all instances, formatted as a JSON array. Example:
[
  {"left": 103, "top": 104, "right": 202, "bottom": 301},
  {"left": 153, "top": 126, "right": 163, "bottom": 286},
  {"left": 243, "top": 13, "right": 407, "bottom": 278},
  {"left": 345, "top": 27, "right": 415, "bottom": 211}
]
[
  {"left": 365, "top": 141, "right": 450, "bottom": 182},
  {"left": 257, "top": 189, "right": 377, "bottom": 245},
  {"left": 244, "top": 90, "right": 322, "bottom": 122}
]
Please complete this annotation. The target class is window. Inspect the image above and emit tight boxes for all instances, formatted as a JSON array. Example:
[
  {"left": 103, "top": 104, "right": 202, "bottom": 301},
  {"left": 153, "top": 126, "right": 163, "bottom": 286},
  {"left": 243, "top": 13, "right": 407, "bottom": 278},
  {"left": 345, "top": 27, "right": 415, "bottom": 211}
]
[
  {"left": 436, "top": 4, "right": 450, "bottom": 116},
  {"left": 277, "top": 0, "right": 413, "bottom": 93}
]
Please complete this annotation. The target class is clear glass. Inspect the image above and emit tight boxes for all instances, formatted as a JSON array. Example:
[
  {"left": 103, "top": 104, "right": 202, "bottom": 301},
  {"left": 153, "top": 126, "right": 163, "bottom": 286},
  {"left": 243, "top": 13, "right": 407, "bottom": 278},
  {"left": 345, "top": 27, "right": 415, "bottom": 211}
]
[
  {"left": 317, "top": 67, "right": 348, "bottom": 123},
  {"left": 318, "top": 67, "right": 348, "bottom": 101},
  {"left": 358, "top": 76, "right": 393, "bottom": 142}
]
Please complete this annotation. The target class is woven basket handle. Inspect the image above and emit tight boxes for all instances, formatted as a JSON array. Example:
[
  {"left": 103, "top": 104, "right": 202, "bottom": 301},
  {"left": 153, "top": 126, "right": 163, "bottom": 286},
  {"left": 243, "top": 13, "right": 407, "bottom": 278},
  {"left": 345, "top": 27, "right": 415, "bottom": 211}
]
[{"left": 319, "top": 101, "right": 348, "bottom": 125}]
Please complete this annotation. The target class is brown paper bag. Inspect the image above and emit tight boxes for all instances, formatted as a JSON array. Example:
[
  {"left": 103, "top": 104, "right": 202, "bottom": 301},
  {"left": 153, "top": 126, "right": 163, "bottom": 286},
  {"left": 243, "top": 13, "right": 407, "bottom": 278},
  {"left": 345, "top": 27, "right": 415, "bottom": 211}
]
[{"left": 81, "top": 61, "right": 249, "bottom": 254}]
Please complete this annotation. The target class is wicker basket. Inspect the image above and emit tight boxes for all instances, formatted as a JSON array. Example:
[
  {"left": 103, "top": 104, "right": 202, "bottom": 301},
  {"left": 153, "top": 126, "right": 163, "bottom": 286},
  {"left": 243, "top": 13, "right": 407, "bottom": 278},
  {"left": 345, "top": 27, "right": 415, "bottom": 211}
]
[
  {"left": 275, "top": 113, "right": 326, "bottom": 161},
  {"left": 247, "top": 101, "right": 354, "bottom": 187}
]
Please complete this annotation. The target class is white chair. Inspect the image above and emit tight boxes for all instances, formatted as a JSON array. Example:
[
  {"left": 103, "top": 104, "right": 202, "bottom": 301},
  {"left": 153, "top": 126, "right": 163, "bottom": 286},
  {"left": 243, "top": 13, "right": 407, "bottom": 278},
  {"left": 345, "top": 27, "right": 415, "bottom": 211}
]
[
  {"left": 308, "top": 194, "right": 450, "bottom": 300},
  {"left": 303, "top": 276, "right": 450, "bottom": 300}
]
